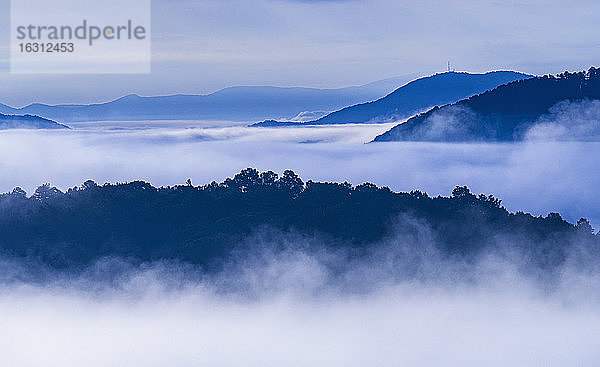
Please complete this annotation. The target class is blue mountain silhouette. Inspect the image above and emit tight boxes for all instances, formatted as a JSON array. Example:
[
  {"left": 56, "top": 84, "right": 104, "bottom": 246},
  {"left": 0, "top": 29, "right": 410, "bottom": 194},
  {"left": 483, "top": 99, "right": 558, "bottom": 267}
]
[
  {"left": 0, "top": 76, "right": 417, "bottom": 123},
  {"left": 374, "top": 67, "right": 600, "bottom": 142},
  {"left": 252, "top": 71, "right": 531, "bottom": 127}
]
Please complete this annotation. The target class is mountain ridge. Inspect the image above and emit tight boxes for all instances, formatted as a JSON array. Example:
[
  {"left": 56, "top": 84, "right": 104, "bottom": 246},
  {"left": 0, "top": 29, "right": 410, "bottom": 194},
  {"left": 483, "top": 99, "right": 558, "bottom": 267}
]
[
  {"left": 252, "top": 71, "right": 532, "bottom": 127},
  {"left": 0, "top": 168, "right": 596, "bottom": 270},
  {"left": 373, "top": 67, "right": 600, "bottom": 142},
  {"left": 0, "top": 75, "right": 418, "bottom": 123}
]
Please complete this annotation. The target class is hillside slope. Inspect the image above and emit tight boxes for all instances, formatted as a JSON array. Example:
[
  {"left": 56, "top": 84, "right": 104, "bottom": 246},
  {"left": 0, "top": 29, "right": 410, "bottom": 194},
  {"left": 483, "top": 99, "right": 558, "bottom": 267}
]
[
  {"left": 0, "top": 114, "right": 68, "bottom": 130},
  {"left": 0, "top": 76, "right": 416, "bottom": 123},
  {"left": 253, "top": 71, "right": 531, "bottom": 127},
  {"left": 374, "top": 68, "right": 600, "bottom": 142}
]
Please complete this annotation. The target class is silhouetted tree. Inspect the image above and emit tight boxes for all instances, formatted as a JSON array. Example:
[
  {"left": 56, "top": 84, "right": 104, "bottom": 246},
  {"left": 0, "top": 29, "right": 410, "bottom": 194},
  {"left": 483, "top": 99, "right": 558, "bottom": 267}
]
[
  {"left": 82, "top": 180, "right": 98, "bottom": 190},
  {"left": 452, "top": 186, "right": 474, "bottom": 199},
  {"left": 260, "top": 171, "right": 278, "bottom": 186},
  {"left": 576, "top": 218, "right": 594, "bottom": 234},
  {"left": 10, "top": 187, "right": 27, "bottom": 197},
  {"left": 278, "top": 170, "right": 304, "bottom": 198},
  {"left": 33, "top": 184, "right": 62, "bottom": 201}
]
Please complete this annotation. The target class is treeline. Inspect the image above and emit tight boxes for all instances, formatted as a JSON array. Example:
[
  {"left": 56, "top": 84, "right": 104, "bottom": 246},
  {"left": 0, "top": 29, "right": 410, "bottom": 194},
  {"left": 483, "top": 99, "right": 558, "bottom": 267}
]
[{"left": 0, "top": 168, "right": 597, "bottom": 270}]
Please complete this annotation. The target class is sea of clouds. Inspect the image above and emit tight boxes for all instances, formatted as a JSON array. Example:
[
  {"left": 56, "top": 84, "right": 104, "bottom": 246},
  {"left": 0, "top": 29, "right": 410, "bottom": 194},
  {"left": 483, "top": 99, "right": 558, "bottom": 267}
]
[
  {"left": 0, "top": 115, "right": 598, "bottom": 228},
  {"left": 1, "top": 227, "right": 599, "bottom": 367},
  {"left": 1, "top": 111, "right": 599, "bottom": 366}
]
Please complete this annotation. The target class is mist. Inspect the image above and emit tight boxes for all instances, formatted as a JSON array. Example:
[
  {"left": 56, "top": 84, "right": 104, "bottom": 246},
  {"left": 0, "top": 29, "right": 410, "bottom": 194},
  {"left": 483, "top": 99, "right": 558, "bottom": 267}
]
[
  {"left": 526, "top": 99, "right": 600, "bottom": 141},
  {"left": 0, "top": 120, "right": 599, "bottom": 228},
  {"left": 1, "top": 224, "right": 600, "bottom": 367},
  {"left": 3, "top": 280, "right": 599, "bottom": 367}
]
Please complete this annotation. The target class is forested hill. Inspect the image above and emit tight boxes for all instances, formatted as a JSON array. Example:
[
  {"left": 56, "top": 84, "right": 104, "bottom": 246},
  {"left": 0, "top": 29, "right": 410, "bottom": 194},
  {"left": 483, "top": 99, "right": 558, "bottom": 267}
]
[
  {"left": 374, "top": 67, "right": 600, "bottom": 142},
  {"left": 0, "top": 114, "right": 68, "bottom": 130},
  {"left": 0, "top": 169, "right": 596, "bottom": 271}
]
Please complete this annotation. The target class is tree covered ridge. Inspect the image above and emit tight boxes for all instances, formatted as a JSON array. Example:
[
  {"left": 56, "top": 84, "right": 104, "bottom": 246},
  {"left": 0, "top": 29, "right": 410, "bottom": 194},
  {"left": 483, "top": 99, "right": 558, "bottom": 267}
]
[
  {"left": 253, "top": 71, "right": 530, "bottom": 126},
  {"left": 0, "top": 113, "right": 68, "bottom": 130},
  {"left": 374, "top": 67, "right": 600, "bottom": 142},
  {"left": 0, "top": 168, "right": 597, "bottom": 270}
]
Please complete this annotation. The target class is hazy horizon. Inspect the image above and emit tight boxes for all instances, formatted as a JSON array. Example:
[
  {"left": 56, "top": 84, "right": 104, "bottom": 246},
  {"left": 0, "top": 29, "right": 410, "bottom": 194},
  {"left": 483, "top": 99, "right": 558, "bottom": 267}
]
[
  {"left": 2, "top": 0, "right": 599, "bottom": 106},
  {"left": 0, "top": 69, "right": 534, "bottom": 108}
]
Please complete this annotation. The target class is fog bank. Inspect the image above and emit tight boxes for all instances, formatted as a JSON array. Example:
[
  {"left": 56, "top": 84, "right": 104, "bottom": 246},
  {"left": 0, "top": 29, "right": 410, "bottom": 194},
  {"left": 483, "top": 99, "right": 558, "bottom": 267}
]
[
  {"left": 1, "top": 238, "right": 599, "bottom": 367},
  {"left": 0, "top": 121, "right": 598, "bottom": 228}
]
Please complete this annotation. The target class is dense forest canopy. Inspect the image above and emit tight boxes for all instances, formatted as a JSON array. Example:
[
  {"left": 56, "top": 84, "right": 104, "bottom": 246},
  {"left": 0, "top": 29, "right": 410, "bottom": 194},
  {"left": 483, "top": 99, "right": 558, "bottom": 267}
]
[{"left": 0, "top": 168, "right": 596, "bottom": 272}]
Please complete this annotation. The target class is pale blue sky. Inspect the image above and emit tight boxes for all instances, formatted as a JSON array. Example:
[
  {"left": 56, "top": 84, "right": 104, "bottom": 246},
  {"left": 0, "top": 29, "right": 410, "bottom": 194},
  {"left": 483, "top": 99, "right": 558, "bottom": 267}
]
[{"left": 1, "top": 0, "right": 599, "bottom": 106}]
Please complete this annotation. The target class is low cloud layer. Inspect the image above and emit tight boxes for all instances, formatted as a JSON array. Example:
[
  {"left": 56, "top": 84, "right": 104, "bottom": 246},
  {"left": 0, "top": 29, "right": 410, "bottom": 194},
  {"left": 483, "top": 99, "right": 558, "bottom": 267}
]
[
  {"left": 2, "top": 281, "right": 598, "bottom": 367},
  {"left": 0, "top": 162, "right": 600, "bottom": 367},
  {"left": 0, "top": 121, "right": 598, "bottom": 228},
  {"left": 0, "top": 227, "right": 599, "bottom": 367},
  {"left": 526, "top": 99, "right": 600, "bottom": 141}
]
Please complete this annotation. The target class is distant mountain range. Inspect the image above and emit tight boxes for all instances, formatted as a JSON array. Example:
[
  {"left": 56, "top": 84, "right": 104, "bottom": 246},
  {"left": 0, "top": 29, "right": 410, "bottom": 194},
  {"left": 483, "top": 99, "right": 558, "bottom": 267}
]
[
  {"left": 374, "top": 67, "right": 600, "bottom": 142},
  {"left": 252, "top": 71, "right": 532, "bottom": 127},
  {"left": 0, "top": 114, "right": 68, "bottom": 130},
  {"left": 0, "top": 75, "right": 418, "bottom": 123}
]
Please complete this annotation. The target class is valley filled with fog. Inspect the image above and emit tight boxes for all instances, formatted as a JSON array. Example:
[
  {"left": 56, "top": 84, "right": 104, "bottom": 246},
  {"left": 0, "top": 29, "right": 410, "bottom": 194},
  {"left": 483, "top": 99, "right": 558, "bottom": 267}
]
[
  {"left": 3, "top": 0, "right": 600, "bottom": 363},
  {"left": 1, "top": 119, "right": 600, "bottom": 366},
  {"left": 2, "top": 248, "right": 600, "bottom": 367},
  {"left": 1, "top": 120, "right": 598, "bottom": 228}
]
